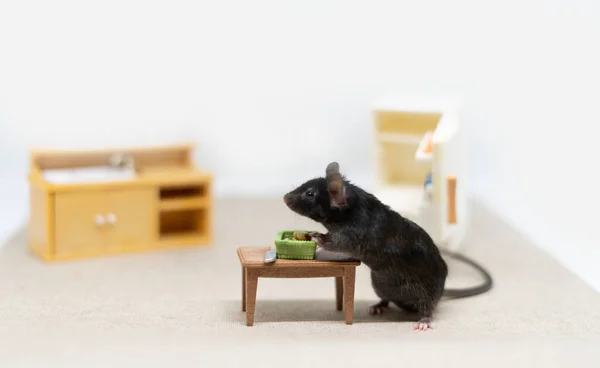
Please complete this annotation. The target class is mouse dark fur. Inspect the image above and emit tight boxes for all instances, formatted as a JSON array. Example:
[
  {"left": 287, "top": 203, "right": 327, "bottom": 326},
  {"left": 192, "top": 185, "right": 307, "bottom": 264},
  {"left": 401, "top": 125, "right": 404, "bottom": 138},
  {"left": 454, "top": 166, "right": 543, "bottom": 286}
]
[{"left": 283, "top": 162, "right": 448, "bottom": 331}]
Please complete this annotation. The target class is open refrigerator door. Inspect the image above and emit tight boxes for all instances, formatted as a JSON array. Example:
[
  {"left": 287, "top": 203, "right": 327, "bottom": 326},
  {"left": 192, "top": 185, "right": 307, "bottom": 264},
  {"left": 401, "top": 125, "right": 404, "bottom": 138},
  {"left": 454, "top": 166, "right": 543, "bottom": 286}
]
[{"left": 418, "top": 111, "right": 468, "bottom": 252}]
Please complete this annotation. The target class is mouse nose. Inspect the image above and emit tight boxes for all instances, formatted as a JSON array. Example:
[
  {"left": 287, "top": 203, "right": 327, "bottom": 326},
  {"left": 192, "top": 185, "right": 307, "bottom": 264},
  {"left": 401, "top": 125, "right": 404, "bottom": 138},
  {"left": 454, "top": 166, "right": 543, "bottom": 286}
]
[{"left": 283, "top": 193, "right": 291, "bottom": 204}]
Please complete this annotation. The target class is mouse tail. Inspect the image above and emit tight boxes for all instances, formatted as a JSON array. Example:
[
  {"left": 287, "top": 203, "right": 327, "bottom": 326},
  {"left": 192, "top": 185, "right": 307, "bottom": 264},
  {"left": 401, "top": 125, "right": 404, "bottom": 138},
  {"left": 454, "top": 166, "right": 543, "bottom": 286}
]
[{"left": 439, "top": 248, "right": 493, "bottom": 299}]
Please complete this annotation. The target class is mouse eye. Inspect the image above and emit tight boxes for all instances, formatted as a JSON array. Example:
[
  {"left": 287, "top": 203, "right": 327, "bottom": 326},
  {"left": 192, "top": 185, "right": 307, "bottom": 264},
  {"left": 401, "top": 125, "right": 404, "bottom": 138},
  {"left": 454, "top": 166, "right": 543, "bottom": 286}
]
[{"left": 305, "top": 190, "right": 314, "bottom": 197}]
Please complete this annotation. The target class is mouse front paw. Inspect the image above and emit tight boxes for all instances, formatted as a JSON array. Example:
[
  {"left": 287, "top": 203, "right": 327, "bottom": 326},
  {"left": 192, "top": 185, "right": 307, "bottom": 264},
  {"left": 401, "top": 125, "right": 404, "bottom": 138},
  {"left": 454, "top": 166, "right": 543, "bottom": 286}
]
[
  {"left": 368, "top": 300, "right": 389, "bottom": 316},
  {"left": 307, "top": 231, "right": 324, "bottom": 241}
]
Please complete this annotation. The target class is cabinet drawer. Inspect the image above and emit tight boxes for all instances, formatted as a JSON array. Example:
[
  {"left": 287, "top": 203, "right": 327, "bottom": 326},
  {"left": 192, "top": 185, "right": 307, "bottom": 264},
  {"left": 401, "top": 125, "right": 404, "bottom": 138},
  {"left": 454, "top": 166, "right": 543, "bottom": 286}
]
[
  {"left": 54, "top": 188, "right": 158, "bottom": 258},
  {"left": 54, "top": 191, "right": 108, "bottom": 258},
  {"left": 105, "top": 188, "right": 157, "bottom": 250}
]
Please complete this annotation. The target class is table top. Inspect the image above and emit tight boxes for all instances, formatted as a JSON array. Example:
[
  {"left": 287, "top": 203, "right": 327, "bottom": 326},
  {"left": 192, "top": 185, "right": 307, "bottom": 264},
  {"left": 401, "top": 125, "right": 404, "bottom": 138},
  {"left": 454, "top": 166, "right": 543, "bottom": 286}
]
[{"left": 237, "top": 247, "right": 361, "bottom": 268}]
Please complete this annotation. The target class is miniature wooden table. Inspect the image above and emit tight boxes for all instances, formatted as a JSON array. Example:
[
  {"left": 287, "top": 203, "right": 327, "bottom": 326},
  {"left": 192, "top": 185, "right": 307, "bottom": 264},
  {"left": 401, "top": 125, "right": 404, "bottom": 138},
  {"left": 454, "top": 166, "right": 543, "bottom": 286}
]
[{"left": 237, "top": 247, "right": 361, "bottom": 326}]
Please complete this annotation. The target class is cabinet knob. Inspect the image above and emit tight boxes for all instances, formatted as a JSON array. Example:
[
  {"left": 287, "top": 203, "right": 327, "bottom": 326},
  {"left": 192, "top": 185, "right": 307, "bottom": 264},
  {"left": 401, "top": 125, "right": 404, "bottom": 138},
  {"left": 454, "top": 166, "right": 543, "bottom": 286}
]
[
  {"left": 94, "top": 214, "right": 105, "bottom": 226},
  {"left": 105, "top": 212, "right": 117, "bottom": 225}
]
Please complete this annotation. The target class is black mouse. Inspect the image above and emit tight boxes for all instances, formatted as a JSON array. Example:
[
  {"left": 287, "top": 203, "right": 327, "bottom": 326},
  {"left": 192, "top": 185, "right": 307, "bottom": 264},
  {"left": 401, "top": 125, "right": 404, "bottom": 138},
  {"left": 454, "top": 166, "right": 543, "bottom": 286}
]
[{"left": 283, "top": 161, "right": 492, "bottom": 331}]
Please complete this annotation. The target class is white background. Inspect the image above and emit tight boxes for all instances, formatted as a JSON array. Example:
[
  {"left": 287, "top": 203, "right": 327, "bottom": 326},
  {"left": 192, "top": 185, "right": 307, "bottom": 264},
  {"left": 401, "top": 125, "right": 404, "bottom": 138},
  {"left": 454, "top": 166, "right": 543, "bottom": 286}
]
[{"left": 1, "top": 0, "right": 599, "bottom": 291}]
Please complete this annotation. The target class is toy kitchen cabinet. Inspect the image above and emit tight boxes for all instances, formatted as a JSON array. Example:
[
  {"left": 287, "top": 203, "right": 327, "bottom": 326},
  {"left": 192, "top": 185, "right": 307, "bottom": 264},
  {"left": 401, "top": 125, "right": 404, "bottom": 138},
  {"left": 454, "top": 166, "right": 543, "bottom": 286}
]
[
  {"left": 27, "top": 143, "right": 213, "bottom": 261},
  {"left": 371, "top": 95, "right": 468, "bottom": 252}
]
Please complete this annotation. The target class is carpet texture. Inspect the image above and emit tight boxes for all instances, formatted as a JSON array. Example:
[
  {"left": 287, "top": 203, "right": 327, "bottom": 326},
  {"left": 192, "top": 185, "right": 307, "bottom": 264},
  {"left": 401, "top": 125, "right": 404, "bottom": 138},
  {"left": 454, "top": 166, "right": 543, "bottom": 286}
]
[{"left": 1, "top": 198, "right": 599, "bottom": 367}]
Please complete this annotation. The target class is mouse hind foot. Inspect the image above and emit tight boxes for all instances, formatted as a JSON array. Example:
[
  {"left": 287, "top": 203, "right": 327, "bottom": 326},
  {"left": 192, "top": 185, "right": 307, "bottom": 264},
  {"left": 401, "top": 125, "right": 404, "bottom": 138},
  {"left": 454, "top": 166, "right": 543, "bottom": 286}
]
[
  {"left": 412, "top": 301, "right": 436, "bottom": 331},
  {"left": 413, "top": 317, "right": 434, "bottom": 331},
  {"left": 371, "top": 299, "right": 436, "bottom": 330},
  {"left": 368, "top": 300, "right": 389, "bottom": 316}
]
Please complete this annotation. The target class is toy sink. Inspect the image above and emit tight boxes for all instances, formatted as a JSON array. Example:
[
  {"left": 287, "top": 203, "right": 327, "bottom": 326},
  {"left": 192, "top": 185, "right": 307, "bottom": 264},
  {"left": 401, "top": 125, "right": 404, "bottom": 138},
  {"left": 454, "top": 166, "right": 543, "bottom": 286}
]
[{"left": 274, "top": 230, "right": 317, "bottom": 260}]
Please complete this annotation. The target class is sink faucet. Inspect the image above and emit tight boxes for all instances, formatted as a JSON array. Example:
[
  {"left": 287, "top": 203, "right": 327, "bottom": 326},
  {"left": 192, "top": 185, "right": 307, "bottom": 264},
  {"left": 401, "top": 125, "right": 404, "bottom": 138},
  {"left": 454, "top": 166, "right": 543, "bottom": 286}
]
[{"left": 108, "top": 152, "right": 136, "bottom": 171}]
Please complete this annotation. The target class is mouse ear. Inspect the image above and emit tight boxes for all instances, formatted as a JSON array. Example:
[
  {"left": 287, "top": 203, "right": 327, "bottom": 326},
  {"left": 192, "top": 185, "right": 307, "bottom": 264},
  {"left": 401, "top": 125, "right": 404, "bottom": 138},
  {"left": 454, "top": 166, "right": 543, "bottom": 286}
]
[
  {"left": 326, "top": 162, "right": 346, "bottom": 208},
  {"left": 326, "top": 162, "right": 340, "bottom": 176}
]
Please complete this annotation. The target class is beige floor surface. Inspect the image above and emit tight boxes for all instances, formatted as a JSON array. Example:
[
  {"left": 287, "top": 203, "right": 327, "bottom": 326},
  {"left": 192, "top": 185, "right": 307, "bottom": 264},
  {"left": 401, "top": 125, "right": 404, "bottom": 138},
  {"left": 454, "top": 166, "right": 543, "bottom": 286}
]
[{"left": 1, "top": 198, "right": 599, "bottom": 367}]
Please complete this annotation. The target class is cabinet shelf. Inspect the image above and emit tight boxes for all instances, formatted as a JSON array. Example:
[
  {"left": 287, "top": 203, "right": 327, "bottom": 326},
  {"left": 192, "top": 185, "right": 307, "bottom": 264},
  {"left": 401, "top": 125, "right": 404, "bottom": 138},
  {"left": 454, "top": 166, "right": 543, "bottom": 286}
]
[
  {"left": 159, "top": 233, "right": 212, "bottom": 246},
  {"left": 159, "top": 197, "right": 209, "bottom": 211},
  {"left": 159, "top": 208, "right": 209, "bottom": 240},
  {"left": 159, "top": 185, "right": 206, "bottom": 200}
]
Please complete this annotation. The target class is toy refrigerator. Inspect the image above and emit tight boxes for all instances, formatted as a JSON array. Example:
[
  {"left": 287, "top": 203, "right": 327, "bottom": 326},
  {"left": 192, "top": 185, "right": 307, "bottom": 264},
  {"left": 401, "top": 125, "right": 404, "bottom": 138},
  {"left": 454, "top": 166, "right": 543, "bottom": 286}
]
[{"left": 371, "top": 95, "right": 468, "bottom": 252}]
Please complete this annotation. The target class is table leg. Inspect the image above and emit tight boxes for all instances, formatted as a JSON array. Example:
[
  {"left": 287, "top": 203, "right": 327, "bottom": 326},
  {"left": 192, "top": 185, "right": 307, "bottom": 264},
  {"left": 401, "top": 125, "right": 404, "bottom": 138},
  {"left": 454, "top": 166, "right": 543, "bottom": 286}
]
[
  {"left": 242, "top": 266, "right": 247, "bottom": 312},
  {"left": 343, "top": 267, "right": 356, "bottom": 325},
  {"left": 335, "top": 276, "right": 343, "bottom": 311},
  {"left": 245, "top": 268, "right": 259, "bottom": 326}
]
